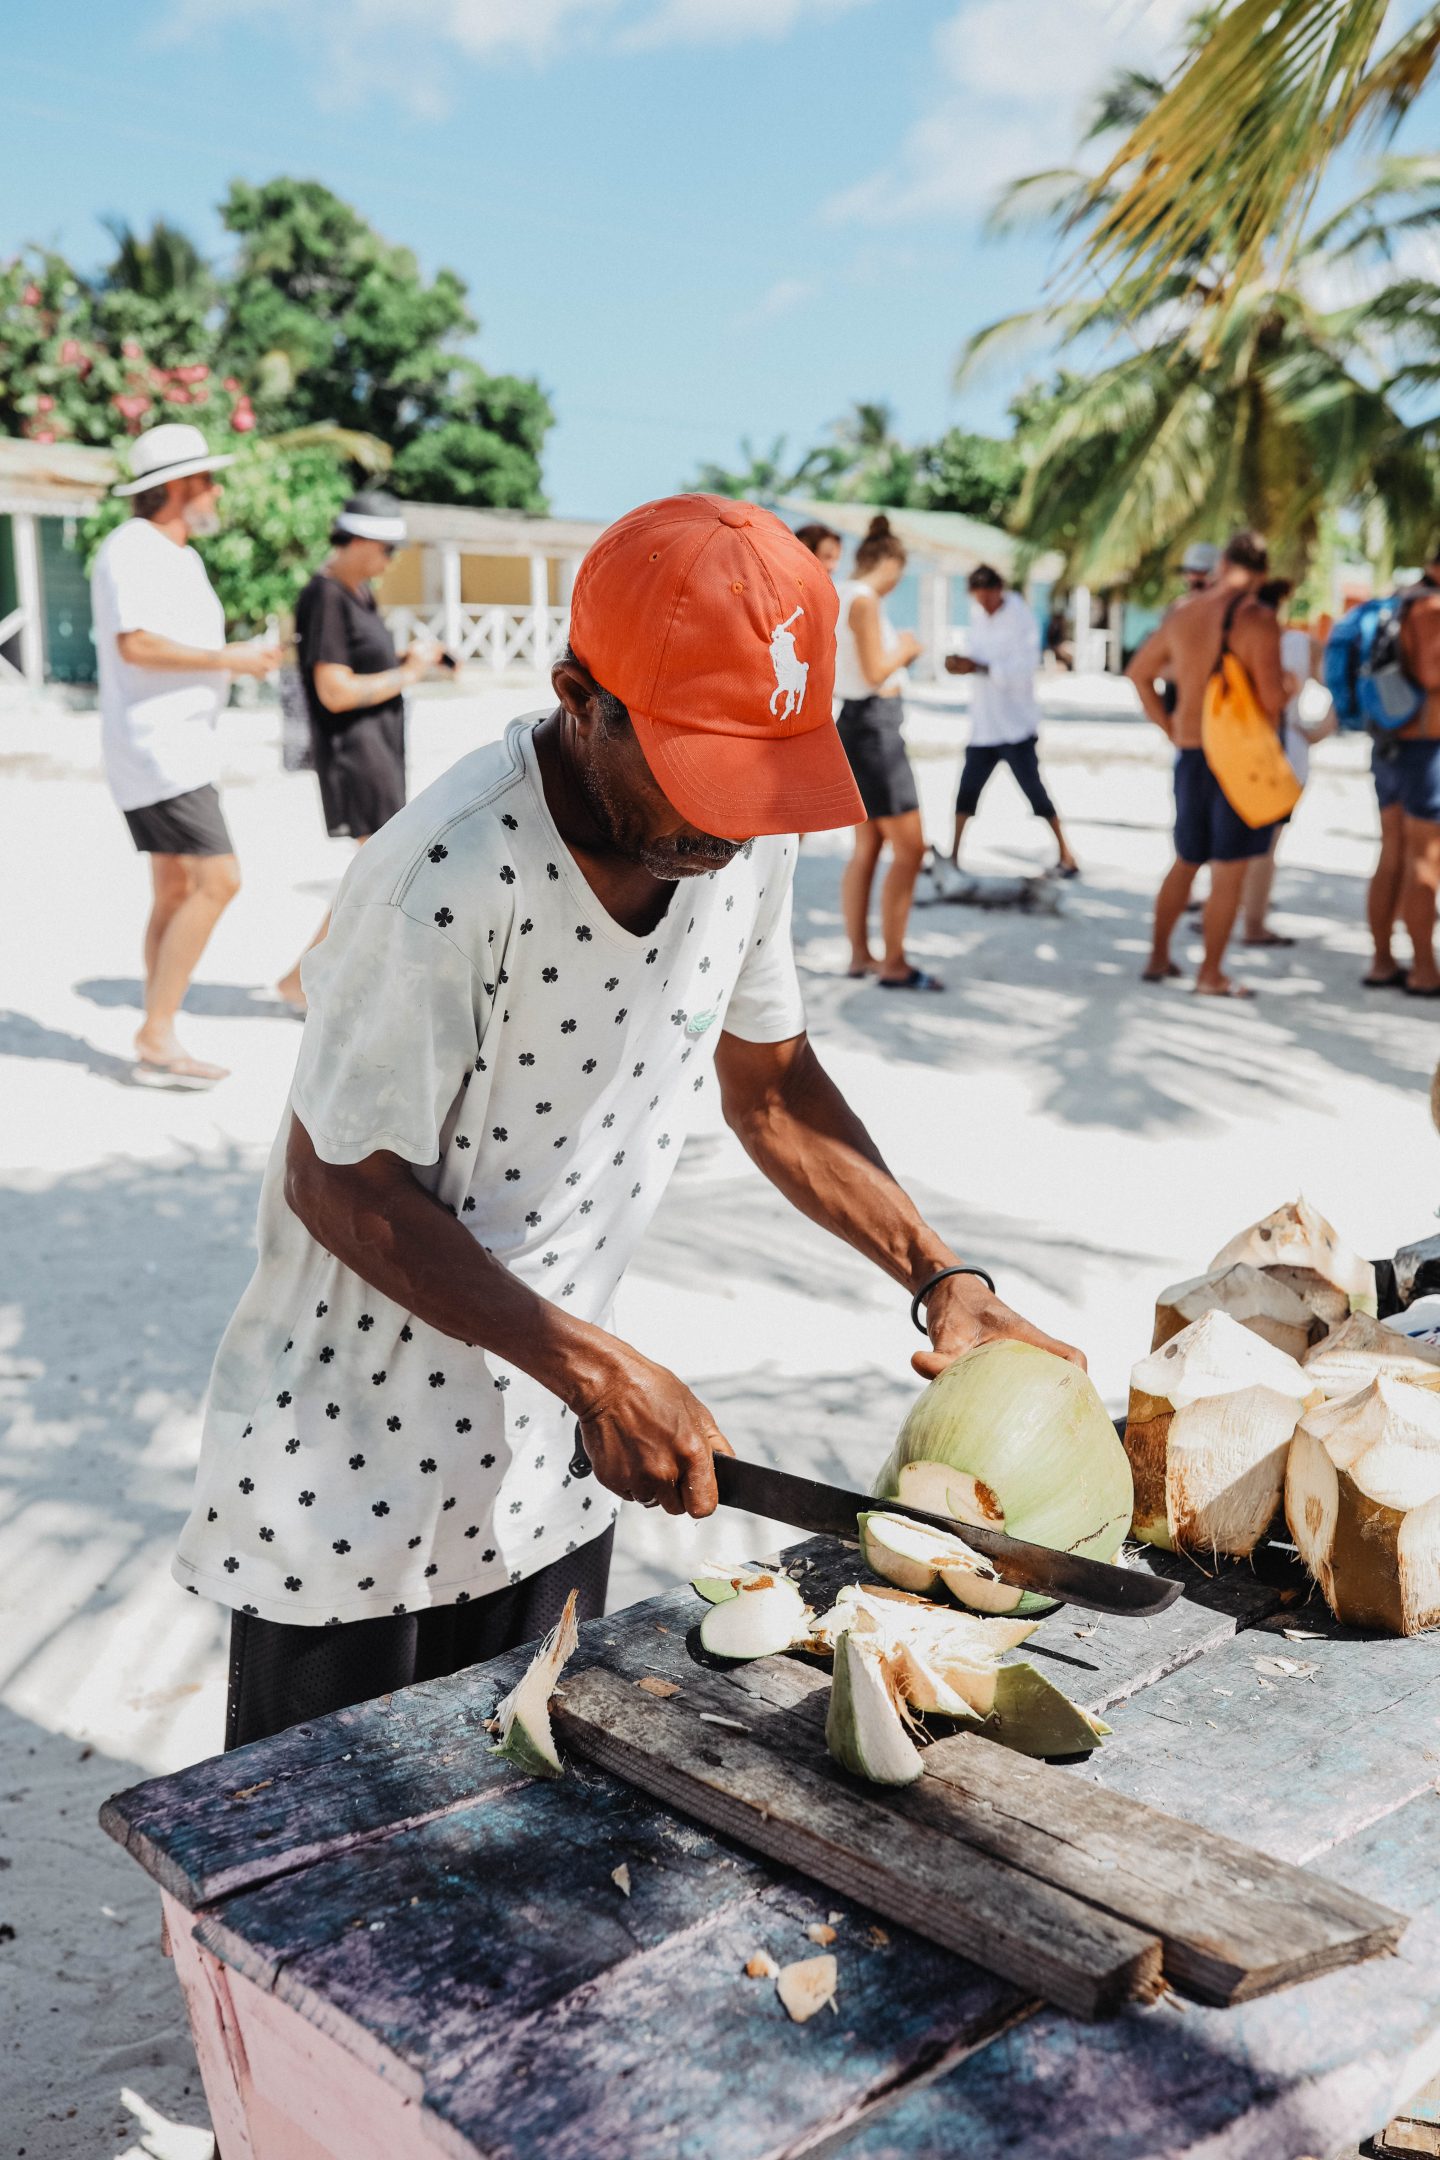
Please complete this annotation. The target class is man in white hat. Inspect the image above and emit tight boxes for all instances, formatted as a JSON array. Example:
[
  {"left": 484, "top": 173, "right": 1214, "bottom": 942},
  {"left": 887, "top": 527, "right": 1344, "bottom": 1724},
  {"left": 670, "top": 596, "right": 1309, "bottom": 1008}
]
[{"left": 91, "top": 422, "right": 282, "bottom": 1086}]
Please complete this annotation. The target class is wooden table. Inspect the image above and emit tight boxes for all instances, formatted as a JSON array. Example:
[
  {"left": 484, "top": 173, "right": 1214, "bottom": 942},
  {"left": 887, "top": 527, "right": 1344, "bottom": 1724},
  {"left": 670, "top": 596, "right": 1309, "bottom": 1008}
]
[{"left": 103, "top": 1539, "right": 1440, "bottom": 2160}]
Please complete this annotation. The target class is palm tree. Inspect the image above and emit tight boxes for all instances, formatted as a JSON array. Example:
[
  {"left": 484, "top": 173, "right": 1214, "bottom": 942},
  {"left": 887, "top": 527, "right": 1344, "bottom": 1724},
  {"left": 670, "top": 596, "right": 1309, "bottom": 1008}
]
[
  {"left": 100, "top": 218, "right": 212, "bottom": 304},
  {"left": 962, "top": 71, "right": 1440, "bottom": 587},
  {"left": 1078, "top": 1, "right": 1440, "bottom": 321}
]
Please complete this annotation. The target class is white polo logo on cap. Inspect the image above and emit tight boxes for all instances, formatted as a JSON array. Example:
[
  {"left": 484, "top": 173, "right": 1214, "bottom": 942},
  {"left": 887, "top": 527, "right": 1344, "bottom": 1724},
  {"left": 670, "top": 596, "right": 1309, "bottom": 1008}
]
[{"left": 768, "top": 608, "right": 808, "bottom": 718}]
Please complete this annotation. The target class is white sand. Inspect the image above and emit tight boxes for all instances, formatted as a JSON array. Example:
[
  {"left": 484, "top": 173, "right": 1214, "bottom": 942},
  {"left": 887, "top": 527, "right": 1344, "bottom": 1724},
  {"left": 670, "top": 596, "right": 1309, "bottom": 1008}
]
[{"left": 1, "top": 678, "right": 1429, "bottom": 2154}]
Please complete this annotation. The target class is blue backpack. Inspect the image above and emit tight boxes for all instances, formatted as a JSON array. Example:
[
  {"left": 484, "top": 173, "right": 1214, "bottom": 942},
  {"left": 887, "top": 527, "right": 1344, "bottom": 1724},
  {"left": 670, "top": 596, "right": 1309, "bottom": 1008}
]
[{"left": 1324, "top": 589, "right": 1426, "bottom": 733}]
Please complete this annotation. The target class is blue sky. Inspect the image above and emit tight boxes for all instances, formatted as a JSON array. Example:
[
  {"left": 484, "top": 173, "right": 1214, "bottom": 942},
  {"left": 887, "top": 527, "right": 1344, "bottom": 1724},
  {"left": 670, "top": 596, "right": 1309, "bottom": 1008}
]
[{"left": 1, "top": 0, "right": 1429, "bottom": 518}]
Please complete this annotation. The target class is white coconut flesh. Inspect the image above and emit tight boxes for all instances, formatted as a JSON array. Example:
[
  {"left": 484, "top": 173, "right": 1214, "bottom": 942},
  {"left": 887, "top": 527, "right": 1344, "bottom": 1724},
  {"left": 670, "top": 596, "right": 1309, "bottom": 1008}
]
[
  {"left": 1151, "top": 1262, "right": 1319, "bottom": 1361},
  {"left": 1126, "top": 1309, "right": 1318, "bottom": 1557},
  {"left": 1285, "top": 1377, "right": 1440, "bottom": 1635},
  {"left": 1211, "top": 1195, "right": 1378, "bottom": 1323},
  {"left": 874, "top": 1341, "right": 1134, "bottom": 1617},
  {"left": 698, "top": 1579, "right": 809, "bottom": 1660},
  {"left": 859, "top": 1510, "right": 1025, "bottom": 1614},
  {"left": 1304, "top": 1313, "right": 1440, "bottom": 1399},
  {"left": 809, "top": 1582, "right": 1037, "bottom": 1660},
  {"left": 894, "top": 1457, "right": 1007, "bottom": 1532},
  {"left": 825, "top": 1625, "right": 924, "bottom": 1785},
  {"left": 493, "top": 1589, "right": 581, "bottom": 1779}
]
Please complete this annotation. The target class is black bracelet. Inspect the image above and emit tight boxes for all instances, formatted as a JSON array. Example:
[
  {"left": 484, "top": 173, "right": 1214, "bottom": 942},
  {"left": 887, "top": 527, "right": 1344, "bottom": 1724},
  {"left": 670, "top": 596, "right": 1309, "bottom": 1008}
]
[{"left": 910, "top": 1264, "right": 996, "bottom": 1335}]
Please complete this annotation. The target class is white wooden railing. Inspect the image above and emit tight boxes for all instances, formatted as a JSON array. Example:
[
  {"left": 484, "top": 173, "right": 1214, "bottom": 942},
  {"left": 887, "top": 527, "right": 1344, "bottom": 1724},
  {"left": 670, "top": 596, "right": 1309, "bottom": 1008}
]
[{"left": 383, "top": 603, "right": 571, "bottom": 677}]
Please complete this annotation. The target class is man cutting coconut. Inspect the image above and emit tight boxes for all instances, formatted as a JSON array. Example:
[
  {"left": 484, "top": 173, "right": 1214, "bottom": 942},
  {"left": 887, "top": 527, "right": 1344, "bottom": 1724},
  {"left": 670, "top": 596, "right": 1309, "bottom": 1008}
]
[{"left": 174, "top": 495, "right": 1078, "bottom": 1750}]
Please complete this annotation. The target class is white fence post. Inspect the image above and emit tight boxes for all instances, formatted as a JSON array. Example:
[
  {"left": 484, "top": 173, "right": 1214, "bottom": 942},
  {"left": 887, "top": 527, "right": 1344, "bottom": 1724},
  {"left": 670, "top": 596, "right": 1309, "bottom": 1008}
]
[
  {"left": 441, "top": 547, "right": 462, "bottom": 655},
  {"left": 530, "top": 553, "right": 550, "bottom": 672},
  {"left": 13, "top": 512, "right": 44, "bottom": 688}
]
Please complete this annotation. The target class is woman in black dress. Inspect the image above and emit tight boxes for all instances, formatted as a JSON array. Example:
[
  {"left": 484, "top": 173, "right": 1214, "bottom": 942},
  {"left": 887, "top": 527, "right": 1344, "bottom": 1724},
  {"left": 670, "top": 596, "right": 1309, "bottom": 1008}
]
[{"left": 277, "top": 493, "right": 439, "bottom": 1008}]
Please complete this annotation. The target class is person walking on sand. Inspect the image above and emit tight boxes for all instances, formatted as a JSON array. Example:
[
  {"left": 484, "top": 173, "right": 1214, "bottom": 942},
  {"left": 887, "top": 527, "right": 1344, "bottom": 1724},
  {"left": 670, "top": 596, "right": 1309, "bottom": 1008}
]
[
  {"left": 1125, "top": 530, "right": 1285, "bottom": 999},
  {"left": 1240, "top": 581, "right": 1336, "bottom": 949},
  {"left": 833, "top": 516, "right": 940, "bottom": 989},
  {"left": 171, "top": 494, "right": 1077, "bottom": 1749},
  {"left": 942, "top": 567, "right": 1078, "bottom": 882},
  {"left": 275, "top": 494, "right": 442, "bottom": 1011},
  {"left": 1389, "top": 545, "right": 1440, "bottom": 996},
  {"left": 91, "top": 422, "right": 281, "bottom": 1087}
]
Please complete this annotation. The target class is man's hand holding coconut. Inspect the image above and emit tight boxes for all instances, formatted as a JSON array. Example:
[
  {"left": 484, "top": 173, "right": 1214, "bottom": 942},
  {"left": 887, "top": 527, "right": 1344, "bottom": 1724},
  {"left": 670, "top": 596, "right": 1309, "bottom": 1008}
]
[{"left": 173, "top": 495, "right": 1085, "bottom": 1752}]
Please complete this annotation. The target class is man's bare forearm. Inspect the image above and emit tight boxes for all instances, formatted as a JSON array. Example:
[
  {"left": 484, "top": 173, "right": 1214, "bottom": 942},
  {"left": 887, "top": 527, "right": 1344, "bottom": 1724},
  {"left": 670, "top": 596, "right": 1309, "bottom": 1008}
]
[
  {"left": 284, "top": 1114, "right": 622, "bottom": 1414},
  {"left": 716, "top": 1034, "right": 957, "bottom": 1294}
]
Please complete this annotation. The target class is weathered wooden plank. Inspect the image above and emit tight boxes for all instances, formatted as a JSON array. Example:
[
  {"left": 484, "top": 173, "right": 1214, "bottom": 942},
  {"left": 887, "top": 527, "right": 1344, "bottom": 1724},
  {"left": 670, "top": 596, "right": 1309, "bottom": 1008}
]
[
  {"left": 1083, "top": 1604, "right": 1440, "bottom": 1863},
  {"left": 836, "top": 1786, "right": 1440, "bottom": 2160},
  {"left": 185, "top": 1766, "right": 1033, "bottom": 2160},
  {"left": 1377, "top": 2074, "right": 1440, "bottom": 2160},
  {"left": 577, "top": 1629, "right": 1401, "bottom": 2006},
  {"left": 553, "top": 1664, "right": 1162, "bottom": 2019}
]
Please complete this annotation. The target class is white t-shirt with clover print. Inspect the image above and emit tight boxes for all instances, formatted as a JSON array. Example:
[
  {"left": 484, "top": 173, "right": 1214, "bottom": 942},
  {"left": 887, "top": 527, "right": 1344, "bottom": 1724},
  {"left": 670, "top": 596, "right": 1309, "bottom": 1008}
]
[{"left": 173, "top": 716, "right": 805, "bottom": 1627}]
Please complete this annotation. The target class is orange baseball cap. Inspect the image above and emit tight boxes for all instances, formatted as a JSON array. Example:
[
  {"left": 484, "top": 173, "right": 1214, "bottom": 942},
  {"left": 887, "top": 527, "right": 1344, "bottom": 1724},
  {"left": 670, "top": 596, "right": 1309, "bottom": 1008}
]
[{"left": 567, "top": 494, "right": 864, "bottom": 839}]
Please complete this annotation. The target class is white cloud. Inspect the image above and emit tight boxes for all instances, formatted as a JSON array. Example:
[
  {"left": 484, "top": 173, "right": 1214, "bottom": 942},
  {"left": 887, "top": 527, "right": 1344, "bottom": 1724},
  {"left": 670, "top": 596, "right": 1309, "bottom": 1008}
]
[
  {"left": 163, "top": 0, "right": 877, "bottom": 105},
  {"left": 825, "top": 0, "right": 1190, "bottom": 227},
  {"left": 732, "top": 275, "right": 821, "bottom": 330}
]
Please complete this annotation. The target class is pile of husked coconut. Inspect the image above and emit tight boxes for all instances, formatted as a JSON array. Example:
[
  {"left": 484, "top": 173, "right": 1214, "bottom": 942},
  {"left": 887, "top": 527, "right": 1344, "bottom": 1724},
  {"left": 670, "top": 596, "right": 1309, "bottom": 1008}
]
[{"left": 1125, "top": 1197, "right": 1440, "bottom": 1636}]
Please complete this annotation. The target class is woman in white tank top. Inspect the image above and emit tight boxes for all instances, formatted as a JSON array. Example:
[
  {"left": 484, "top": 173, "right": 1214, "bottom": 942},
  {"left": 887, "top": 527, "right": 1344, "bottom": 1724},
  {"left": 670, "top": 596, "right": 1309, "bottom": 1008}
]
[{"left": 833, "top": 517, "right": 940, "bottom": 989}]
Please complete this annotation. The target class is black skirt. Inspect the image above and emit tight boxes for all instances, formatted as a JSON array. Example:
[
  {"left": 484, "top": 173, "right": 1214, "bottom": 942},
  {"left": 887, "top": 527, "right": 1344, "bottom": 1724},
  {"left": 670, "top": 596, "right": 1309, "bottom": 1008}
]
[
  {"left": 313, "top": 707, "right": 407, "bottom": 839},
  {"left": 836, "top": 695, "right": 919, "bottom": 820}
]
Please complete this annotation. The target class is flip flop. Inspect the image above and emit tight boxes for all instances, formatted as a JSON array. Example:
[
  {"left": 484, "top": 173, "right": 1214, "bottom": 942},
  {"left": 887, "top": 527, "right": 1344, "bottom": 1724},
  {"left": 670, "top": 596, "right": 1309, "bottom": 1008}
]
[
  {"left": 1404, "top": 981, "right": 1440, "bottom": 999},
  {"left": 1141, "top": 963, "right": 1182, "bottom": 982},
  {"left": 878, "top": 967, "right": 945, "bottom": 992},
  {"left": 1194, "top": 979, "right": 1255, "bottom": 1000},
  {"left": 1363, "top": 969, "right": 1406, "bottom": 990},
  {"left": 133, "top": 1055, "right": 228, "bottom": 1090},
  {"left": 1051, "top": 863, "right": 1081, "bottom": 881},
  {"left": 1242, "top": 932, "right": 1296, "bottom": 948}
]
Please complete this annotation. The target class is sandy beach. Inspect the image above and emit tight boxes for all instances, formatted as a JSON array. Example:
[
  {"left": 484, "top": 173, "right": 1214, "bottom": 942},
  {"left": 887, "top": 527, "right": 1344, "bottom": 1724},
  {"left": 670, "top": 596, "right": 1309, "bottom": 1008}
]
[{"left": 2, "top": 677, "right": 1434, "bottom": 2157}]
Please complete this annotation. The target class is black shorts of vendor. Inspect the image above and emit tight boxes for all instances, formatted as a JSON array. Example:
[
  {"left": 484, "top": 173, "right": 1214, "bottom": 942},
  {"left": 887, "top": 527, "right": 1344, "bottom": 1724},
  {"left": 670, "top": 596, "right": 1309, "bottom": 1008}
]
[
  {"left": 295, "top": 571, "right": 407, "bottom": 839},
  {"left": 1173, "top": 748, "right": 1275, "bottom": 864},
  {"left": 1374, "top": 737, "right": 1440, "bottom": 823}
]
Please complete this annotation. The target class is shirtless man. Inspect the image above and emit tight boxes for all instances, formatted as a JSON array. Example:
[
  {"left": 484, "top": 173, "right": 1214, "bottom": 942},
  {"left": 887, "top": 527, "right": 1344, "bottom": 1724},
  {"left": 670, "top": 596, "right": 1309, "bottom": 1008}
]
[
  {"left": 1125, "top": 531, "right": 1285, "bottom": 998},
  {"left": 1394, "top": 548, "right": 1440, "bottom": 995}
]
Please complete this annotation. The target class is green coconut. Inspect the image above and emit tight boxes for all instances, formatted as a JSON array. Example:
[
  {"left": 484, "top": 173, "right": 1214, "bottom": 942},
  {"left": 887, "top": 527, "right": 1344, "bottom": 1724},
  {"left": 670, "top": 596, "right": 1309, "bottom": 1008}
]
[
  {"left": 875, "top": 1341, "right": 1134, "bottom": 1615},
  {"left": 691, "top": 1560, "right": 775, "bottom": 1605}
]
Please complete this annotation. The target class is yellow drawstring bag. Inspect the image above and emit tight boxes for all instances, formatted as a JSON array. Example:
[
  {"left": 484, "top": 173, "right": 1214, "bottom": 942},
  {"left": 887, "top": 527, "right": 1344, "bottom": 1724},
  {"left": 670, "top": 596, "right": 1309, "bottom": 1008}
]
[{"left": 1201, "top": 594, "right": 1302, "bottom": 828}]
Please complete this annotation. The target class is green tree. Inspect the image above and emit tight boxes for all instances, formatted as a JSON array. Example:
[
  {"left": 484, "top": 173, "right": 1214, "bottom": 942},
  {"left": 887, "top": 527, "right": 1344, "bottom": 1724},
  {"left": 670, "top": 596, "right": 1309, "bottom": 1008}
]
[
  {"left": 219, "top": 178, "right": 551, "bottom": 509},
  {"left": 910, "top": 428, "right": 1025, "bottom": 523}
]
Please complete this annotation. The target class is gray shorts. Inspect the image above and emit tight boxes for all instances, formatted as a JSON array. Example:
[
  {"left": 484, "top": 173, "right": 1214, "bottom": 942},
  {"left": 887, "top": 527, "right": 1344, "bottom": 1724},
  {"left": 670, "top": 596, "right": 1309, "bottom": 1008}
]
[{"left": 122, "top": 782, "right": 234, "bottom": 857}]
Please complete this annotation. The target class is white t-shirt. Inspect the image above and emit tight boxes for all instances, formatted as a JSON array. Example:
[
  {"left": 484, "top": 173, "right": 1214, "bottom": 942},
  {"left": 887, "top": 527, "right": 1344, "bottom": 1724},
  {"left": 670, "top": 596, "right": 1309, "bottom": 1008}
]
[
  {"left": 1281, "top": 624, "right": 1329, "bottom": 787},
  {"left": 967, "top": 591, "right": 1042, "bottom": 747},
  {"left": 173, "top": 717, "right": 806, "bottom": 1626},
  {"left": 91, "top": 518, "right": 228, "bottom": 812}
]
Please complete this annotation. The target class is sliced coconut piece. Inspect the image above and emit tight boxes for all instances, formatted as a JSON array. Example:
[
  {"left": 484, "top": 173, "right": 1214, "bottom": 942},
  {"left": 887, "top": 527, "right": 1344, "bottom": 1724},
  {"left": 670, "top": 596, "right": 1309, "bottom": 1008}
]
[
  {"left": 1211, "top": 1196, "right": 1377, "bottom": 1328},
  {"left": 1304, "top": 1312, "right": 1440, "bottom": 1399},
  {"left": 698, "top": 1579, "right": 809, "bottom": 1661},
  {"left": 889, "top": 1643, "right": 986, "bottom": 1720},
  {"left": 1151, "top": 1262, "right": 1320, "bottom": 1360},
  {"left": 825, "top": 1625, "right": 924, "bottom": 1785},
  {"left": 1126, "top": 1309, "right": 1317, "bottom": 1556},
  {"left": 1285, "top": 1376, "right": 1440, "bottom": 1635},
  {"left": 692, "top": 1560, "right": 776, "bottom": 1605},
  {"left": 745, "top": 1950, "right": 779, "bottom": 1979},
  {"left": 492, "top": 1589, "right": 580, "bottom": 1778},
  {"left": 776, "top": 1954, "right": 838, "bottom": 2022},
  {"left": 808, "top": 1582, "right": 1036, "bottom": 1660},
  {"left": 979, "top": 1663, "right": 1109, "bottom": 1757},
  {"left": 874, "top": 1343, "right": 1134, "bottom": 1619},
  {"left": 858, "top": 1510, "right": 1024, "bottom": 1613}
]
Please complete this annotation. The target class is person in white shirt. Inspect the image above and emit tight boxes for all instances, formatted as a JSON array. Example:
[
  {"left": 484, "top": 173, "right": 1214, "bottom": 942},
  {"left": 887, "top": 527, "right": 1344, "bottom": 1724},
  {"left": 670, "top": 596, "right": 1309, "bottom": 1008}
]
[
  {"left": 91, "top": 422, "right": 280, "bottom": 1087},
  {"left": 1240, "top": 579, "right": 1336, "bottom": 946},
  {"left": 175, "top": 494, "right": 1081, "bottom": 1752},
  {"left": 943, "top": 566, "right": 1079, "bottom": 879}
]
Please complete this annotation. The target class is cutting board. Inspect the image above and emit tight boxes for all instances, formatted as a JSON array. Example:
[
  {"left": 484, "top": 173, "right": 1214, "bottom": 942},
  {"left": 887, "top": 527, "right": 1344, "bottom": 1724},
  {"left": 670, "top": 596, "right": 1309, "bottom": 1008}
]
[{"left": 553, "top": 1644, "right": 1403, "bottom": 2021}]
